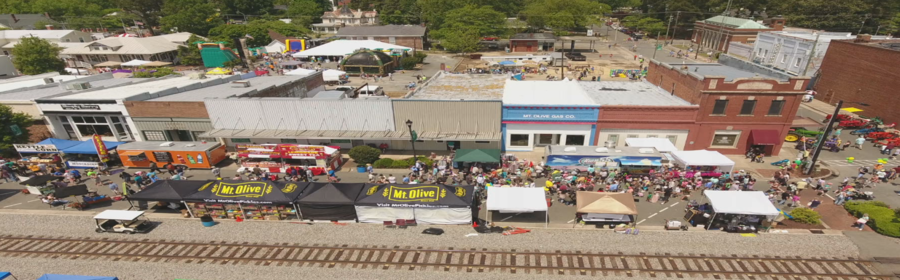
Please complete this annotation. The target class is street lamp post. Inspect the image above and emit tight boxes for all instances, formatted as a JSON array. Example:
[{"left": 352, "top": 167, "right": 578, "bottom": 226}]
[
  {"left": 406, "top": 119, "right": 417, "bottom": 160},
  {"left": 804, "top": 100, "right": 868, "bottom": 175}
]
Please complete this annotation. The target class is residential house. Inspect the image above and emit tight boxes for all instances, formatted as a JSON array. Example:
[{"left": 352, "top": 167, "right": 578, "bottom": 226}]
[
  {"left": 336, "top": 25, "right": 427, "bottom": 50},
  {"left": 691, "top": 16, "right": 784, "bottom": 53},
  {"left": 60, "top": 34, "right": 195, "bottom": 68},
  {"left": 0, "top": 14, "right": 56, "bottom": 30},
  {"left": 509, "top": 33, "right": 557, "bottom": 52},
  {"left": 313, "top": 6, "right": 378, "bottom": 34},
  {"left": 0, "top": 30, "right": 94, "bottom": 56}
]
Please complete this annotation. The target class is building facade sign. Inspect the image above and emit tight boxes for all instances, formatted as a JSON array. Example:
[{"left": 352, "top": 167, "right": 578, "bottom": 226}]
[
  {"left": 502, "top": 107, "right": 599, "bottom": 122},
  {"left": 13, "top": 144, "right": 59, "bottom": 153},
  {"left": 60, "top": 104, "right": 101, "bottom": 110},
  {"left": 67, "top": 161, "right": 100, "bottom": 168}
]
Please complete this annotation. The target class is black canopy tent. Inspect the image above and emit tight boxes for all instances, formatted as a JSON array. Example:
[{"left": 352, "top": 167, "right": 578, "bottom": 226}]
[
  {"left": 126, "top": 180, "right": 211, "bottom": 217},
  {"left": 184, "top": 180, "right": 309, "bottom": 219},
  {"left": 52, "top": 185, "right": 89, "bottom": 198},
  {"left": 295, "top": 183, "right": 366, "bottom": 221},
  {"left": 354, "top": 184, "right": 475, "bottom": 224},
  {"left": 20, "top": 175, "right": 62, "bottom": 186}
]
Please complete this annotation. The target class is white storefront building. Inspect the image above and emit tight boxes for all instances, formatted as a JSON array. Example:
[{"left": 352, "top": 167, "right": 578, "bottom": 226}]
[{"left": 501, "top": 80, "right": 599, "bottom": 151}]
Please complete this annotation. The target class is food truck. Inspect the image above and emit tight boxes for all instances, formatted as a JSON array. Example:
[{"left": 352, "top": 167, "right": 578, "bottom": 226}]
[
  {"left": 544, "top": 145, "right": 665, "bottom": 174},
  {"left": 116, "top": 141, "right": 228, "bottom": 169},
  {"left": 236, "top": 144, "right": 343, "bottom": 175}
]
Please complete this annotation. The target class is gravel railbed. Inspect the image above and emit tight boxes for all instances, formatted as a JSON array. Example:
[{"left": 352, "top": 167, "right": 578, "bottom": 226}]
[{"left": 0, "top": 213, "right": 859, "bottom": 258}]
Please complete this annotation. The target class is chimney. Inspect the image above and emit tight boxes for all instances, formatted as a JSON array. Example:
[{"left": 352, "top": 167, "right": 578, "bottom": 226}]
[
  {"left": 46, "top": 25, "right": 53, "bottom": 30},
  {"left": 857, "top": 34, "right": 872, "bottom": 43},
  {"left": 10, "top": 14, "right": 18, "bottom": 23}
]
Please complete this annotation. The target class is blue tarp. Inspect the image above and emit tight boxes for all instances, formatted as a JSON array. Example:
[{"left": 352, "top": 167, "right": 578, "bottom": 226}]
[
  {"left": 61, "top": 140, "right": 126, "bottom": 154},
  {"left": 498, "top": 60, "right": 515, "bottom": 65},
  {"left": 37, "top": 274, "right": 119, "bottom": 280},
  {"left": 0, "top": 272, "right": 11, "bottom": 280},
  {"left": 20, "top": 138, "right": 82, "bottom": 153},
  {"left": 618, "top": 157, "right": 663, "bottom": 166}
]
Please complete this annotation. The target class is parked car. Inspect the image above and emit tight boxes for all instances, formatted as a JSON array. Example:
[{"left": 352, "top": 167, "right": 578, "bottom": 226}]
[{"left": 565, "top": 52, "right": 586, "bottom": 61}]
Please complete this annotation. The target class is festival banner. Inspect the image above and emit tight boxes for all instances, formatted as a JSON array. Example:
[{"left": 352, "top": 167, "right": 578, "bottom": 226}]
[{"left": 92, "top": 134, "right": 110, "bottom": 162}]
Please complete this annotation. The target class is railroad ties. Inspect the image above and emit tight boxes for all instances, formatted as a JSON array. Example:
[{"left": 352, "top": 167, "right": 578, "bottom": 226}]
[{"left": 0, "top": 234, "right": 892, "bottom": 279}]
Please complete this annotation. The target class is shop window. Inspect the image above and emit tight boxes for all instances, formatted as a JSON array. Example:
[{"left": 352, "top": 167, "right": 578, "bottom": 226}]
[
  {"left": 607, "top": 134, "right": 619, "bottom": 144},
  {"left": 76, "top": 124, "right": 113, "bottom": 137},
  {"left": 128, "top": 153, "right": 149, "bottom": 162},
  {"left": 536, "top": 134, "right": 560, "bottom": 145},
  {"left": 740, "top": 100, "right": 757, "bottom": 115},
  {"left": 711, "top": 131, "right": 740, "bottom": 148},
  {"left": 565, "top": 135, "right": 586, "bottom": 145},
  {"left": 712, "top": 100, "right": 729, "bottom": 115},
  {"left": 794, "top": 58, "right": 802, "bottom": 67},
  {"left": 509, "top": 134, "right": 529, "bottom": 146},
  {"left": 281, "top": 139, "right": 298, "bottom": 143},
  {"left": 58, "top": 116, "right": 77, "bottom": 139},
  {"left": 143, "top": 131, "right": 167, "bottom": 141},
  {"left": 626, "top": 134, "right": 638, "bottom": 139},
  {"left": 231, "top": 138, "right": 251, "bottom": 143},
  {"left": 767, "top": 100, "right": 785, "bottom": 116},
  {"left": 646, "top": 135, "right": 658, "bottom": 138},
  {"left": 193, "top": 131, "right": 215, "bottom": 142},
  {"left": 666, "top": 135, "right": 678, "bottom": 144}
]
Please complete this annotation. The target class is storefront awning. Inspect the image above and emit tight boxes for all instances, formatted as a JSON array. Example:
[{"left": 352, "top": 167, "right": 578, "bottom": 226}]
[
  {"left": 792, "top": 116, "right": 824, "bottom": 128},
  {"left": 202, "top": 129, "right": 502, "bottom": 141},
  {"left": 118, "top": 150, "right": 145, "bottom": 156},
  {"left": 453, "top": 149, "right": 501, "bottom": 163},
  {"left": 748, "top": 130, "right": 780, "bottom": 146}
]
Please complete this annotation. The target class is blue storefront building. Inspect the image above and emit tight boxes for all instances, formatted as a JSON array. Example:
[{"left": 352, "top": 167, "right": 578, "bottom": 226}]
[{"left": 501, "top": 80, "right": 600, "bottom": 152}]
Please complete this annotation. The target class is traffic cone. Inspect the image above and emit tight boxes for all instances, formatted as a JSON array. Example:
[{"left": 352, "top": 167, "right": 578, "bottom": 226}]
[{"left": 235, "top": 215, "right": 243, "bottom": 222}]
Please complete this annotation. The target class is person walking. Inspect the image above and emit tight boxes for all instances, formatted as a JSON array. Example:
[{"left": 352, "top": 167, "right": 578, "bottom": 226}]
[
  {"left": 212, "top": 166, "right": 221, "bottom": 179},
  {"left": 855, "top": 135, "right": 866, "bottom": 149},
  {"left": 109, "top": 182, "right": 121, "bottom": 196}
]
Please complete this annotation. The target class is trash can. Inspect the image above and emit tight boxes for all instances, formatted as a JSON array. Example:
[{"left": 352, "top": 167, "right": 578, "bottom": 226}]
[
  {"left": 357, "top": 166, "right": 366, "bottom": 173},
  {"left": 200, "top": 215, "right": 215, "bottom": 227}
]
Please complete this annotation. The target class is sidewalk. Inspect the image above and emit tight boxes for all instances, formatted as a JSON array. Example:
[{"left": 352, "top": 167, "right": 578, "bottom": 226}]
[{"left": 726, "top": 145, "right": 802, "bottom": 179}]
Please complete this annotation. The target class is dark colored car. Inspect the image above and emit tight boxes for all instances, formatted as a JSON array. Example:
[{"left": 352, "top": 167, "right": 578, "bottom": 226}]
[{"left": 565, "top": 52, "right": 586, "bottom": 61}]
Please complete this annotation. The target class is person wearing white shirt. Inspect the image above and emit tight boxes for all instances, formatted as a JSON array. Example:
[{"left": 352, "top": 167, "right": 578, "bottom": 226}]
[{"left": 388, "top": 175, "right": 396, "bottom": 184}]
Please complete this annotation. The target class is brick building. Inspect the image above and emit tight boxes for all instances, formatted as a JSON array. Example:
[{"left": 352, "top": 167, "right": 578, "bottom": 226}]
[
  {"left": 646, "top": 60, "right": 811, "bottom": 156},
  {"left": 813, "top": 36, "right": 900, "bottom": 125},
  {"left": 692, "top": 16, "right": 784, "bottom": 53},
  {"left": 335, "top": 25, "right": 427, "bottom": 50},
  {"left": 509, "top": 33, "right": 556, "bottom": 52}
]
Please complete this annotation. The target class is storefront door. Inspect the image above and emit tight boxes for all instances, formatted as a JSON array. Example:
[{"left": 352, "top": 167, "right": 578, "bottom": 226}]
[
  {"left": 167, "top": 130, "right": 193, "bottom": 141},
  {"left": 535, "top": 134, "right": 560, "bottom": 146},
  {"left": 446, "top": 141, "right": 461, "bottom": 150}
]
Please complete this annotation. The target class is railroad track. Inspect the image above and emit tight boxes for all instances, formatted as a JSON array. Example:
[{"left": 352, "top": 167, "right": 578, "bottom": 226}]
[{"left": 0, "top": 234, "right": 893, "bottom": 279}]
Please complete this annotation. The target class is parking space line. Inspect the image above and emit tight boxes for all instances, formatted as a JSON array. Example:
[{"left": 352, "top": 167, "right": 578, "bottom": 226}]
[
  {"left": 499, "top": 213, "right": 522, "bottom": 222},
  {"left": 3, "top": 203, "right": 22, "bottom": 208},
  {"left": 636, "top": 219, "right": 647, "bottom": 225},
  {"left": 647, "top": 213, "right": 657, "bottom": 218},
  {"left": 27, "top": 199, "right": 40, "bottom": 202},
  {"left": 566, "top": 219, "right": 575, "bottom": 224}
]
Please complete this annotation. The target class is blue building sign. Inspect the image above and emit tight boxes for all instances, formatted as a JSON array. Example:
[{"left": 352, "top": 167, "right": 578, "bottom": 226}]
[{"left": 502, "top": 106, "right": 599, "bottom": 122}]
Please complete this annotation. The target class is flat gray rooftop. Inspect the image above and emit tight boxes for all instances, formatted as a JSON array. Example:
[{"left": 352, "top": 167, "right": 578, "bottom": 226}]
[
  {"left": 580, "top": 81, "right": 692, "bottom": 106},
  {"left": 407, "top": 73, "right": 506, "bottom": 100},
  {"left": 0, "top": 78, "right": 146, "bottom": 101},
  {"left": 116, "top": 141, "right": 222, "bottom": 152},
  {"left": 149, "top": 76, "right": 307, "bottom": 101},
  {"left": 679, "top": 64, "right": 778, "bottom": 81}
]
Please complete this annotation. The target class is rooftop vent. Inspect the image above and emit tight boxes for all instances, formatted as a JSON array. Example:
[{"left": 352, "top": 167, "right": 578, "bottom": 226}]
[
  {"left": 66, "top": 82, "right": 92, "bottom": 90},
  {"left": 595, "top": 147, "right": 609, "bottom": 153},
  {"left": 188, "top": 73, "right": 207, "bottom": 79},
  {"left": 638, "top": 148, "right": 656, "bottom": 154},
  {"left": 563, "top": 147, "right": 577, "bottom": 152},
  {"left": 159, "top": 142, "right": 175, "bottom": 147}
]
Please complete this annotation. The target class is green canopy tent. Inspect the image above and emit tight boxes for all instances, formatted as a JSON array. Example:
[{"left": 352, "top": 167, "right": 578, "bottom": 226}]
[{"left": 453, "top": 149, "right": 501, "bottom": 163}]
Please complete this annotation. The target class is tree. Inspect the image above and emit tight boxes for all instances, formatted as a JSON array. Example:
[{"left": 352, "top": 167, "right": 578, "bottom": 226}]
[
  {"left": 208, "top": 20, "right": 308, "bottom": 47},
  {"left": 432, "top": 5, "right": 507, "bottom": 39},
  {"left": 133, "top": 67, "right": 178, "bottom": 78},
  {"left": 286, "top": 0, "right": 325, "bottom": 27},
  {"left": 160, "top": 0, "right": 222, "bottom": 35},
  {"left": 218, "top": 0, "right": 274, "bottom": 16},
  {"left": 521, "top": 0, "right": 610, "bottom": 31},
  {"left": 439, "top": 28, "right": 481, "bottom": 53},
  {"left": 176, "top": 35, "right": 204, "bottom": 66},
  {"left": 11, "top": 37, "right": 66, "bottom": 75},
  {"left": 348, "top": 145, "right": 381, "bottom": 165},
  {"left": 767, "top": 0, "right": 870, "bottom": 30},
  {"left": 417, "top": 0, "right": 472, "bottom": 29},
  {"left": 0, "top": 104, "right": 33, "bottom": 158},
  {"left": 116, "top": 0, "right": 164, "bottom": 35}
]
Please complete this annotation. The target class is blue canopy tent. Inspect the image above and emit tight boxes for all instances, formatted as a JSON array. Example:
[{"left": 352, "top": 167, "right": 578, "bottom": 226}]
[
  {"left": 60, "top": 140, "right": 125, "bottom": 154},
  {"left": 0, "top": 272, "right": 13, "bottom": 280},
  {"left": 498, "top": 60, "right": 516, "bottom": 66},
  {"left": 19, "top": 138, "right": 82, "bottom": 154},
  {"left": 37, "top": 275, "right": 118, "bottom": 280}
]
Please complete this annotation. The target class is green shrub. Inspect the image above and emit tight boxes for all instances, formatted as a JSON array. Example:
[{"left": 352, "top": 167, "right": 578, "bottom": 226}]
[
  {"left": 789, "top": 208, "right": 822, "bottom": 225},
  {"left": 372, "top": 158, "right": 394, "bottom": 168},
  {"left": 390, "top": 159, "right": 411, "bottom": 168},
  {"left": 400, "top": 57, "right": 418, "bottom": 70},
  {"left": 844, "top": 201, "right": 900, "bottom": 237},
  {"left": 413, "top": 52, "right": 428, "bottom": 63},
  {"left": 348, "top": 145, "right": 381, "bottom": 165}
]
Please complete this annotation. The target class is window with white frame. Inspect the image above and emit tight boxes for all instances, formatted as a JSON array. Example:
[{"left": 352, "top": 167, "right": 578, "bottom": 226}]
[
  {"left": 607, "top": 134, "right": 619, "bottom": 145},
  {"left": 666, "top": 135, "right": 677, "bottom": 144},
  {"left": 70, "top": 116, "right": 115, "bottom": 137},
  {"left": 794, "top": 57, "right": 802, "bottom": 67},
  {"left": 781, "top": 54, "right": 787, "bottom": 63},
  {"left": 143, "top": 130, "right": 168, "bottom": 141}
]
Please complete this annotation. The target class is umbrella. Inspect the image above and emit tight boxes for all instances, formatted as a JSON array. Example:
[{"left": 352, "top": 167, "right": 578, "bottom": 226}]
[{"left": 206, "top": 67, "right": 233, "bottom": 75}]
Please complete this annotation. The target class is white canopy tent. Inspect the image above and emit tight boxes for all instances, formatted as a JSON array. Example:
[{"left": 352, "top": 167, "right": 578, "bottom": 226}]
[
  {"left": 703, "top": 191, "right": 780, "bottom": 216},
  {"left": 121, "top": 59, "right": 151, "bottom": 67},
  {"left": 284, "top": 68, "right": 317, "bottom": 76},
  {"left": 670, "top": 150, "right": 735, "bottom": 173},
  {"left": 323, "top": 69, "right": 346, "bottom": 82},
  {"left": 292, "top": 40, "right": 410, "bottom": 58},
  {"left": 625, "top": 138, "right": 679, "bottom": 152},
  {"left": 486, "top": 187, "right": 548, "bottom": 227}
]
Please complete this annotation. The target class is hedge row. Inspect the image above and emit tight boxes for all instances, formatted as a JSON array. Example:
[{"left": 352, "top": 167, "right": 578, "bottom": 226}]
[
  {"left": 371, "top": 157, "right": 435, "bottom": 169},
  {"left": 844, "top": 201, "right": 900, "bottom": 238}
]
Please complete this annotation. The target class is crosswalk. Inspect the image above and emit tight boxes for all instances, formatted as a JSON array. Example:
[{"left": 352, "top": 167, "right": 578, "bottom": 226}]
[{"left": 819, "top": 159, "right": 892, "bottom": 167}]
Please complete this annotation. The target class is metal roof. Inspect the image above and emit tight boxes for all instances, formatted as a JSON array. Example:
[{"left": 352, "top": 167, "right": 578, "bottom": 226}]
[
  {"left": 676, "top": 63, "right": 778, "bottom": 81},
  {"left": 149, "top": 76, "right": 302, "bottom": 101},
  {"left": 117, "top": 141, "right": 222, "bottom": 152},
  {"left": 510, "top": 33, "right": 557, "bottom": 41},
  {"left": 0, "top": 78, "right": 145, "bottom": 101},
  {"left": 407, "top": 73, "right": 506, "bottom": 100},
  {"left": 47, "top": 76, "right": 231, "bottom": 101},
  {"left": 61, "top": 36, "right": 181, "bottom": 55},
  {"left": 201, "top": 129, "right": 501, "bottom": 141},
  {"left": 336, "top": 25, "right": 426, "bottom": 37},
  {"left": 701, "top": 16, "right": 772, "bottom": 30},
  {"left": 204, "top": 98, "right": 396, "bottom": 132},
  {"left": 0, "top": 30, "right": 80, "bottom": 39},
  {"left": 580, "top": 81, "right": 692, "bottom": 106},
  {"left": 502, "top": 79, "right": 596, "bottom": 106}
]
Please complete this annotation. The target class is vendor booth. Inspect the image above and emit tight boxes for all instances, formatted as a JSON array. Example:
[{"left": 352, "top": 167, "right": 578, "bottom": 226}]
[
  {"left": 20, "top": 175, "right": 63, "bottom": 195},
  {"left": 126, "top": 180, "right": 210, "bottom": 216},
  {"left": 486, "top": 187, "right": 548, "bottom": 227},
  {"left": 544, "top": 145, "right": 663, "bottom": 174},
  {"left": 236, "top": 144, "right": 343, "bottom": 175},
  {"left": 670, "top": 150, "right": 736, "bottom": 177},
  {"left": 453, "top": 148, "right": 501, "bottom": 170},
  {"left": 295, "top": 183, "right": 366, "bottom": 221},
  {"left": 116, "top": 141, "right": 228, "bottom": 169},
  {"left": 13, "top": 139, "right": 75, "bottom": 167},
  {"left": 16, "top": 137, "right": 124, "bottom": 169},
  {"left": 354, "top": 184, "right": 474, "bottom": 224},
  {"left": 185, "top": 180, "right": 307, "bottom": 220},
  {"left": 575, "top": 192, "right": 638, "bottom": 227},
  {"left": 694, "top": 191, "right": 779, "bottom": 232},
  {"left": 322, "top": 69, "right": 347, "bottom": 84}
]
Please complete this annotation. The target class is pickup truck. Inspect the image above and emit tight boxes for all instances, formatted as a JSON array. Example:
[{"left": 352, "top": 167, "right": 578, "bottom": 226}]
[{"left": 565, "top": 52, "right": 586, "bottom": 61}]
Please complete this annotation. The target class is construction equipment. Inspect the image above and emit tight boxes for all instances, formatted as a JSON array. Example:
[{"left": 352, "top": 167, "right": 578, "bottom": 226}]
[{"left": 785, "top": 127, "right": 823, "bottom": 142}]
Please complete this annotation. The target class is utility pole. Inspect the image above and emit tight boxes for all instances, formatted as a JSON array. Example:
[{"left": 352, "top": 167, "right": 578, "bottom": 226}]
[
  {"left": 653, "top": 31, "right": 661, "bottom": 59},
  {"left": 714, "top": 0, "right": 734, "bottom": 55},
  {"left": 875, "top": 25, "right": 882, "bottom": 35},
  {"left": 805, "top": 100, "right": 843, "bottom": 175},
  {"left": 858, "top": 14, "right": 869, "bottom": 35},
  {"left": 664, "top": 14, "right": 673, "bottom": 45},
  {"left": 672, "top": 11, "right": 681, "bottom": 44},
  {"left": 801, "top": 32, "right": 820, "bottom": 77}
]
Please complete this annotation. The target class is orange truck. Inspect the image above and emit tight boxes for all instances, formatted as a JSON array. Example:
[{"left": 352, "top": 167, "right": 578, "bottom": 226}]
[{"left": 117, "top": 141, "right": 227, "bottom": 169}]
